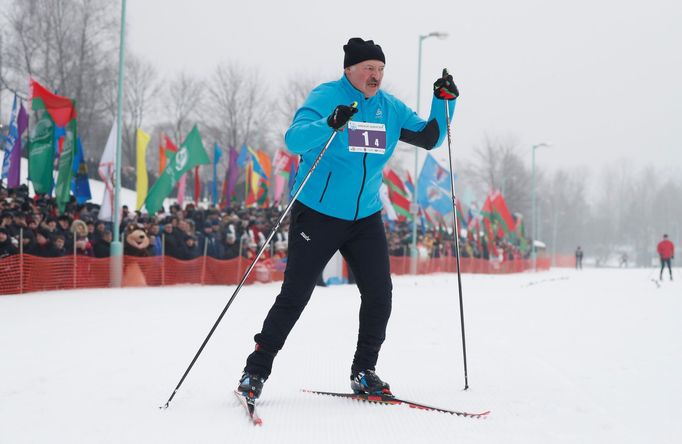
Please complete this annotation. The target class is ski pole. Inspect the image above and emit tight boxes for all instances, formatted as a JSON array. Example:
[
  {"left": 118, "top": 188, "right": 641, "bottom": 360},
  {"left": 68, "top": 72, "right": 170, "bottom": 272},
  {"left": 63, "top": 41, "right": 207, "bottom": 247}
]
[
  {"left": 441, "top": 68, "right": 470, "bottom": 390},
  {"left": 160, "top": 102, "right": 358, "bottom": 409}
]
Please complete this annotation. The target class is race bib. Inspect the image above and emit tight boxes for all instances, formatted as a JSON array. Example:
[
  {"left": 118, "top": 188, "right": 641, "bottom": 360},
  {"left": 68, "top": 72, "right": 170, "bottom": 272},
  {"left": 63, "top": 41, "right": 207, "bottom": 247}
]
[{"left": 347, "top": 121, "right": 387, "bottom": 154}]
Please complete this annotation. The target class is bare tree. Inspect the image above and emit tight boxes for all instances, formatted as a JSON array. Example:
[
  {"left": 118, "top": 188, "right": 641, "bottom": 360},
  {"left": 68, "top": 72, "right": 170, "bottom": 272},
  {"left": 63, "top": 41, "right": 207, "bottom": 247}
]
[
  {"left": 1, "top": 0, "right": 118, "bottom": 156},
  {"left": 466, "top": 134, "right": 531, "bottom": 217},
  {"left": 119, "top": 53, "right": 160, "bottom": 166},
  {"left": 163, "top": 71, "right": 203, "bottom": 145},
  {"left": 203, "top": 62, "right": 269, "bottom": 151}
]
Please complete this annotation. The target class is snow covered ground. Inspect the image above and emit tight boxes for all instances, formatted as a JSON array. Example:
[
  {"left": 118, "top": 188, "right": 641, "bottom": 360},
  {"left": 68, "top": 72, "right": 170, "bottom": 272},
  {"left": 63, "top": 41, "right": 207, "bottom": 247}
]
[{"left": 1, "top": 268, "right": 680, "bottom": 444}]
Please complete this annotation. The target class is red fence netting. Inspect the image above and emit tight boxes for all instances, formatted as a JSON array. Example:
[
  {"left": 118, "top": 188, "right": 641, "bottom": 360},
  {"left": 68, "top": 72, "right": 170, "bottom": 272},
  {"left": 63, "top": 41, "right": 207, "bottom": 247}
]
[{"left": 0, "top": 254, "right": 549, "bottom": 296}]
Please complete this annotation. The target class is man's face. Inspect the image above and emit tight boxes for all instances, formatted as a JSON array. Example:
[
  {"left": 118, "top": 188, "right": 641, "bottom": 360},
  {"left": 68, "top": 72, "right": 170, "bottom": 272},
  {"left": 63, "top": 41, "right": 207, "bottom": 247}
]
[
  {"left": 0, "top": 232, "right": 7, "bottom": 243},
  {"left": 345, "top": 60, "right": 385, "bottom": 98},
  {"left": 55, "top": 238, "right": 65, "bottom": 249},
  {"left": 59, "top": 220, "right": 69, "bottom": 230}
]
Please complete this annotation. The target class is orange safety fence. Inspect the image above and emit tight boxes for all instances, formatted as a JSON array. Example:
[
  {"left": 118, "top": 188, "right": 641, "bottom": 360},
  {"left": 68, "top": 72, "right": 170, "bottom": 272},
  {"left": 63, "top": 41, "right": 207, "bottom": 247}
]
[{"left": 0, "top": 254, "right": 549, "bottom": 296}]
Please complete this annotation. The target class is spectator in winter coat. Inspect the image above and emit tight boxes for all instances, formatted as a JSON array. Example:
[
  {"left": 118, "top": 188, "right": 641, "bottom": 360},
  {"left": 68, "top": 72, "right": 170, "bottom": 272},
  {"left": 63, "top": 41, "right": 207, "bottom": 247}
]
[
  {"left": 221, "top": 226, "right": 240, "bottom": 260},
  {"left": 180, "top": 234, "right": 201, "bottom": 260},
  {"left": 53, "top": 234, "right": 67, "bottom": 257},
  {"left": 237, "top": 37, "right": 457, "bottom": 402},
  {"left": 657, "top": 234, "right": 674, "bottom": 281},
  {"left": 71, "top": 220, "right": 94, "bottom": 256},
  {"left": 162, "top": 223, "right": 181, "bottom": 258},
  {"left": 25, "top": 228, "right": 59, "bottom": 257},
  {"left": 0, "top": 227, "right": 18, "bottom": 259},
  {"left": 93, "top": 230, "right": 112, "bottom": 258},
  {"left": 198, "top": 223, "right": 222, "bottom": 258}
]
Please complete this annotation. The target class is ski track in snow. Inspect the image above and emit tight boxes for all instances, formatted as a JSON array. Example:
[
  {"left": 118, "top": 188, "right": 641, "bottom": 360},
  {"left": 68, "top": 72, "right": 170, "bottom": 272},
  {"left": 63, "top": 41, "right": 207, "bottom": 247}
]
[{"left": 0, "top": 268, "right": 680, "bottom": 443}]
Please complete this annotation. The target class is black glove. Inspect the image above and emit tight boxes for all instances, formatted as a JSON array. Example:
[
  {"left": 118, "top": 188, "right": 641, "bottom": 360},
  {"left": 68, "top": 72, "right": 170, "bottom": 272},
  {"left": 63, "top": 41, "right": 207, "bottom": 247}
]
[
  {"left": 327, "top": 104, "right": 358, "bottom": 130},
  {"left": 433, "top": 68, "right": 459, "bottom": 100}
]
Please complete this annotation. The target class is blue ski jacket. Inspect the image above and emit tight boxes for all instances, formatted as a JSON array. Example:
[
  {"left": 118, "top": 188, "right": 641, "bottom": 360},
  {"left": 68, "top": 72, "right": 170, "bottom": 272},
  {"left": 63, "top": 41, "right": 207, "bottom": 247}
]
[{"left": 285, "top": 74, "right": 455, "bottom": 221}]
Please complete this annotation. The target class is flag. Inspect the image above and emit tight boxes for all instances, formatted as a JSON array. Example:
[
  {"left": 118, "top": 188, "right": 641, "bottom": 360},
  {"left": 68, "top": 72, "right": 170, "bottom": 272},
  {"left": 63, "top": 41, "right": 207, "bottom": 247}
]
[
  {"left": 30, "top": 79, "right": 76, "bottom": 127},
  {"left": 193, "top": 166, "right": 200, "bottom": 203},
  {"left": 31, "top": 81, "right": 77, "bottom": 213},
  {"left": 1, "top": 95, "right": 19, "bottom": 182},
  {"left": 491, "top": 191, "right": 516, "bottom": 234},
  {"left": 164, "top": 135, "right": 178, "bottom": 153},
  {"left": 177, "top": 172, "right": 187, "bottom": 206},
  {"left": 27, "top": 107, "right": 55, "bottom": 195},
  {"left": 221, "top": 146, "right": 239, "bottom": 207},
  {"left": 247, "top": 149, "right": 272, "bottom": 207},
  {"left": 212, "top": 143, "right": 222, "bottom": 205},
  {"left": 480, "top": 194, "right": 499, "bottom": 256},
  {"left": 455, "top": 198, "right": 467, "bottom": 229},
  {"left": 54, "top": 117, "right": 78, "bottom": 212},
  {"left": 382, "top": 168, "right": 411, "bottom": 221},
  {"left": 3, "top": 98, "right": 29, "bottom": 188},
  {"left": 136, "top": 129, "right": 151, "bottom": 210},
  {"left": 98, "top": 123, "right": 117, "bottom": 221},
  {"left": 417, "top": 154, "right": 452, "bottom": 216},
  {"left": 287, "top": 155, "right": 299, "bottom": 194},
  {"left": 144, "top": 125, "right": 210, "bottom": 214},
  {"left": 405, "top": 170, "right": 415, "bottom": 197},
  {"left": 70, "top": 137, "right": 92, "bottom": 204},
  {"left": 237, "top": 144, "right": 267, "bottom": 179},
  {"left": 272, "top": 149, "right": 293, "bottom": 203},
  {"left": 158, "top": 134, "right": 167, "bottom": 175},
  {"left": 379, "top": 182, "right": 398, "bottom": 221}
]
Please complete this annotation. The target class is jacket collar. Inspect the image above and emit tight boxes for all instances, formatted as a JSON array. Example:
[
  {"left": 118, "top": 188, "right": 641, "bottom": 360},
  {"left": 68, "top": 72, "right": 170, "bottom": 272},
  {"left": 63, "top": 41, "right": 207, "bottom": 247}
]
[{"left": 340, "top": 74, "right": 380, "bottom": 104}]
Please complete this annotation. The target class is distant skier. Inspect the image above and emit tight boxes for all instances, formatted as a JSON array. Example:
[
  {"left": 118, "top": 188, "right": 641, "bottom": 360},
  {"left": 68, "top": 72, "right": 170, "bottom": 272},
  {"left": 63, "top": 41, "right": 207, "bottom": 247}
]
[
  {"left": 619, "top": 252, "right": 628, "bottom": 268},
  {"left": 656, "top": 234, "right": 674, "bottom": 281},
  {"left": 575, "top": 246, "right": 583, "bottom": 270},
  {"left": 237, "top": 37, "right": 458, "bottom": 402}
]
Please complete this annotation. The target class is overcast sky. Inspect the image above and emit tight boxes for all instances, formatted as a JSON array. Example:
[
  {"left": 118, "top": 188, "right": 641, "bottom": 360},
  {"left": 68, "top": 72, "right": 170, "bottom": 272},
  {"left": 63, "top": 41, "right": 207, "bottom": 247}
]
[{"left": 117, "top": 0, "right": 681, "bottom": 175}]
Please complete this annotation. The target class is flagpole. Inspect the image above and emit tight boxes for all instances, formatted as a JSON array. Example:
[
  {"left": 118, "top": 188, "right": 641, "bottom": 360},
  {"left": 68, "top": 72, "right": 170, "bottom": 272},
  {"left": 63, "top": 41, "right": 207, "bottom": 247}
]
[{"left": 110, "top": 0, "right": 127, "bottom": 287}]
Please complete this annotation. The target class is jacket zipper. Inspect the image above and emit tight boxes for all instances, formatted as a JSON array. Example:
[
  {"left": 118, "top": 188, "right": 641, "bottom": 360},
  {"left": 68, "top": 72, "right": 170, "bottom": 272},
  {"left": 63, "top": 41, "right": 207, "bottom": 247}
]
[
  {"left": 354, "top": 153, "right": 368, "bottom": 220},
  {"left": 319, "top": 171, "right": 332, "bottom": 203}
]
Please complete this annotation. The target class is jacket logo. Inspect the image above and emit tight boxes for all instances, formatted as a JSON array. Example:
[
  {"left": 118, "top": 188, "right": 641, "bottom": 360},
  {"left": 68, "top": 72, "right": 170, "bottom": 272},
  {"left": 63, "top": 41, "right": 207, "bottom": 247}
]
[
  {"left": 300, "top": 232, "right": 311, "bottom": 242},
  {"left": 375, "top": 108, "right": 383, "bottom": 119}
]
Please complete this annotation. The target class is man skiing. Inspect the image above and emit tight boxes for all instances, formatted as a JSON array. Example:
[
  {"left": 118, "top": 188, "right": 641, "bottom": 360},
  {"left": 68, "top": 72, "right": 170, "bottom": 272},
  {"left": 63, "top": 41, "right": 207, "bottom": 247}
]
[
  {"left": 656, "top": 234, "right": 674, "bottom": 281},
  {"left": 237, "top": 37, "right": 458, "bottom": 401}
]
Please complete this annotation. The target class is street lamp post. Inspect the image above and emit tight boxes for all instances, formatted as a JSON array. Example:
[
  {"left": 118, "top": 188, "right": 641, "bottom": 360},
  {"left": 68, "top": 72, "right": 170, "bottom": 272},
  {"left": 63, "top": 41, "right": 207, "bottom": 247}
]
[
  {"left": 531, "top": 142, "right": 551, "bottom": 272},
  {"left": 411, "top": 31, "right": 448, "bottom": 274},
  {"left": 110, "top": 0, "right": 128, "bottom": 287}
]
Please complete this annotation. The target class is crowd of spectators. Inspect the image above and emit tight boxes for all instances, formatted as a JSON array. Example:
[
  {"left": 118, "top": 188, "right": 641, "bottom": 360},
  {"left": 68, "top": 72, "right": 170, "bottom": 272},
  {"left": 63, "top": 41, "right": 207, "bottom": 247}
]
[
  {"left": 1, "top": 182, "right": 527, "bottom": 264},
  {"left": 0, "top": 183, "right": 290, "bottom": 262}
]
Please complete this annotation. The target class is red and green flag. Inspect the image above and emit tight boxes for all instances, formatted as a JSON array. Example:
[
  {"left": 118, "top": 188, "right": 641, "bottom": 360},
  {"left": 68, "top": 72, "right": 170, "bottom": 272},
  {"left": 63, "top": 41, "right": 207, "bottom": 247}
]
[
  {"left": 382, "top": 168, "right": 412, "bottom": 221},
  {"left": 30, "top": 80, "right": 77, "bottom": 212}
]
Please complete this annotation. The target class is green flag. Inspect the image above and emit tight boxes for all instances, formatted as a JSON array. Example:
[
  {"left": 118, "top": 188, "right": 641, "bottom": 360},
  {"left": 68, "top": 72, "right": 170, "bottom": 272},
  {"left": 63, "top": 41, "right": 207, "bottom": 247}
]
[
  {"left": 54, "top": 117, "right": 77, "bottom": 213},
  {"left": 27, "top": 110, "right": 55, "bottom": 195},
  {"left": 144, "top": 125, "right": 210, "bottom": 214}
]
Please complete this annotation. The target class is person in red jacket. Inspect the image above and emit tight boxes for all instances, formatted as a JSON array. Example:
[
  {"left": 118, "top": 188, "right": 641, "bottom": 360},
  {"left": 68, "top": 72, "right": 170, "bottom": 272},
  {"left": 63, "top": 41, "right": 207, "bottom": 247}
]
[{"left": 656, "top": 234, "right": 675, "bottom": 281}]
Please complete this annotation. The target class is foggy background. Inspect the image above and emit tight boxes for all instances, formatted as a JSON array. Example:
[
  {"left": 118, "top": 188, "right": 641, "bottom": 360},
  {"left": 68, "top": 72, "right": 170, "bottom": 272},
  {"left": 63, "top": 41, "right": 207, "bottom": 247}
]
[{"left": 1, "top": 0, "right": 680, "bottom": 263}]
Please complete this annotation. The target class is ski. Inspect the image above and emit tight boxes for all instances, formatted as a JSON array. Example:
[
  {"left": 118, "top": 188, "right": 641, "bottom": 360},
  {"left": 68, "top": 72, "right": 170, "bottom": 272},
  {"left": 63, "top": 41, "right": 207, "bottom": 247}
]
[
  {"left": 233, "top": 390, "right": 263, "bottom": 426},
  {"left": 302, "top": 389, "right": 490, "bottom": 419}
]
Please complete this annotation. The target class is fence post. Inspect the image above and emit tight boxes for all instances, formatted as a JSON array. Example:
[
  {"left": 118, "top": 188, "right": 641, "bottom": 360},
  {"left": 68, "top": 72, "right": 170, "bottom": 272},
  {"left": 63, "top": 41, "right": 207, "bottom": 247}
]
[
  {"left": 161, "top": 233, "right": 166, "bottom": 286},
  {"left": 201, "top": 239, "right": 208, "bottom": 285},
  {"left": 73, "top": 235, "right": 77, "bottom": 289},
  {"left": 19, "top": 229, "right": 24, "bottom": 295},
  {"left": 237, "top": 238, "right": 243, "bottom": 283}
]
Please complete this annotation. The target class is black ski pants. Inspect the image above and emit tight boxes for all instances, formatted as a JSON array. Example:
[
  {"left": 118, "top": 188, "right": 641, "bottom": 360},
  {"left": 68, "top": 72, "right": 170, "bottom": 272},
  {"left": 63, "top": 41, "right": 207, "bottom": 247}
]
[
  {"left": 660, "top": 257, "right": 673, "bottom": 280},
  {"left": 244, "top": 202, "right": 392, "bottom": 378}
]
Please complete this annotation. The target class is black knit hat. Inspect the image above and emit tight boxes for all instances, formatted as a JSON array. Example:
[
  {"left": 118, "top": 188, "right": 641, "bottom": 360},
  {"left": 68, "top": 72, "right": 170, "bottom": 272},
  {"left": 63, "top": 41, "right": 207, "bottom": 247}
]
[{"left": 343, "top": 38, "right": 385, "bottom": 68}]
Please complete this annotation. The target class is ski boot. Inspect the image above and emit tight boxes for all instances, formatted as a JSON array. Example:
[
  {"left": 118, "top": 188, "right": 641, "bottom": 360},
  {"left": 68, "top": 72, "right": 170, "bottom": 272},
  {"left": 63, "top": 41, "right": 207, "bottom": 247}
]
[
  {"left": 350, "top": 369, "right": 393, "bottom": 397},
  {"left": 237, "top": 371, "right": 266, "bottom": 401}
]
